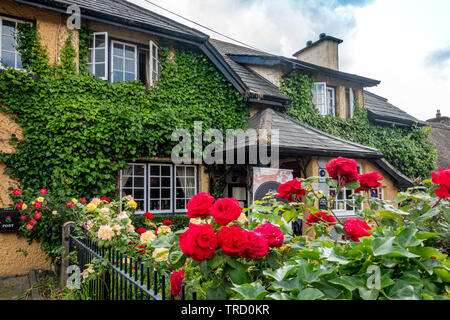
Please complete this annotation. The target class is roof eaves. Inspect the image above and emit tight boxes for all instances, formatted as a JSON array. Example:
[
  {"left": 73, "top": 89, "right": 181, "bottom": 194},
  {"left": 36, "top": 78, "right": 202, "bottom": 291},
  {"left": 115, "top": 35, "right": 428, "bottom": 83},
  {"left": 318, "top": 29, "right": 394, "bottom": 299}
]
[{"left": 374, "top": 158, "right": 413, "bottom": 188}]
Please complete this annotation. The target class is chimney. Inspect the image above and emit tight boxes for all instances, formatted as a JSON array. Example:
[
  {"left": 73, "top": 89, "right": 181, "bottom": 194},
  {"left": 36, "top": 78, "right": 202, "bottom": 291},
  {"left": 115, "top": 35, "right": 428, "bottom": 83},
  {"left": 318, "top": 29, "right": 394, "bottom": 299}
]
[
  {"left": 436, "top": 109, "right": 441, "bottom": 118},
  {"left": 293, "top": 33, "right": 343, "bottom": 70}
]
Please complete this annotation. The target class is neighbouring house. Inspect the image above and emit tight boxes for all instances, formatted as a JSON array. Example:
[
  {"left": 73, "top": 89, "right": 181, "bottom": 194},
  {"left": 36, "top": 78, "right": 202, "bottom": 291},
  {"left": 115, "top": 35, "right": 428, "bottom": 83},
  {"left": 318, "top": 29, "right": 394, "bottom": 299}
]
[
  {"left": 426, "top": 110, "right": 450, "bottom": 169},
  {"left": 0, "top": 0, "right": 417, "bottom": 274}
]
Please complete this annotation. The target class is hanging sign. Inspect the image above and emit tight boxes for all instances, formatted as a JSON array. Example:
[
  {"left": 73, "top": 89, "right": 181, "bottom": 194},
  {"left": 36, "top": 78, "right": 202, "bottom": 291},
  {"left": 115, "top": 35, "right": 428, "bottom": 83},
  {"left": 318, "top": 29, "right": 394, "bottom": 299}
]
[{"left": 0, "top": 208, "right": 20, "bottom": 233}]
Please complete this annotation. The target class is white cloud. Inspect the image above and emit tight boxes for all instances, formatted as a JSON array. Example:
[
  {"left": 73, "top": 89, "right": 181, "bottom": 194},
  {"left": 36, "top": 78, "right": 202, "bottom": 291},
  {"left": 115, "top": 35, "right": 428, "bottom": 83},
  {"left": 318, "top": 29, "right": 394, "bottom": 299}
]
[{"left": 130, "top": 0, "right": 450, "bottom": 120}]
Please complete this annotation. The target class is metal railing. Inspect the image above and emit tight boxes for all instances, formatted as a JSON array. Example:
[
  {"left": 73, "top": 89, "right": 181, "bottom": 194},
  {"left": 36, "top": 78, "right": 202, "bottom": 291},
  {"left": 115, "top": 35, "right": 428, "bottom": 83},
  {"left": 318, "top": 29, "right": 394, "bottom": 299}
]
[{"left": 61, "top": 222, "right": 196, "bottom": 300}]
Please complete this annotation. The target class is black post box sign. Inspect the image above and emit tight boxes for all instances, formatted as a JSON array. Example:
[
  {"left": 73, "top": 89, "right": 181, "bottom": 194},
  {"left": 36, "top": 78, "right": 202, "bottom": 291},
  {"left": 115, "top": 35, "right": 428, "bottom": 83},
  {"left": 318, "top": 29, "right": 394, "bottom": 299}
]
[{"left": 0, "top": 208, "right": 20, "bottom": 233}]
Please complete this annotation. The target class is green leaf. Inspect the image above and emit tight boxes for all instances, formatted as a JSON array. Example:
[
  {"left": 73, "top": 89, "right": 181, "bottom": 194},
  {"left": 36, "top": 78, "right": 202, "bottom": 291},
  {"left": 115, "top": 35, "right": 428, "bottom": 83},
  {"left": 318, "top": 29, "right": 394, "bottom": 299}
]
[
  {"left": 266, "top": 251, "right": 280, "bottom": 269},
  {"left": 372, "top": 237, "right": 419, "bottom": 258},
  {"left": 358, "top": 288, "right": 379, "bottom": 300},
  {"left": 200, "top": 260, "right": 211, "bottom": 277},
  {"left": 208, "top": 252, "right": 226, "bottom": 269},
  {"left": 344, "top": 180, "right": 360, "bottom": 190},
  {"left": 297, "top": 288, "right": 324, "bottom": 300},
  {"left": 263, "top": 265, "right": 298, "bottom": 282},
  {"left": 319, "top": 247, "right": 351, "bottom": 265},
  {"left": 226, "top": 262, "right": 249, "bottom": 285},
  {"left": 207, "top": 282, "right": 228, "bottom": 300},
  {"left": 395, "top": 224, "right": 423, "bottom": 247},
  {"left": 271, "top": 278, "right": 303, "bottom": 292},
  {"left": 266, "top": 292, "right": 293, "bottom": 300},
  {"left": 231, "top": 282, "right": 268, "bottom": 300},
  {"left": 329, "top": 276, "right": 366, "bottom": 291}
]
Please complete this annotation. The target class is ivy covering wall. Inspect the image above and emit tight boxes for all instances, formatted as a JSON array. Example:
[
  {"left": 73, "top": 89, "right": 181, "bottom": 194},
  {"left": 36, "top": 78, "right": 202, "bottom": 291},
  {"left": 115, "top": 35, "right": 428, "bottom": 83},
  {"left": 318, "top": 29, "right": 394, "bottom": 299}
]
[
  {"left": 0, "top": 25, "right": 249, "bottom": 198},
  {"left": 280, "top": 74, "right": 436, "bottom": 180}
]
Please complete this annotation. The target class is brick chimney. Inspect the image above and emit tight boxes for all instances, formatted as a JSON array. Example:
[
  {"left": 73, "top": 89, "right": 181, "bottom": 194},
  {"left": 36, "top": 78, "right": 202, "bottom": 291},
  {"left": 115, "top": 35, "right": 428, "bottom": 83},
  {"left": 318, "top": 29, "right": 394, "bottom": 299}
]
[
  {"left": 436, "top": 109, "right": 441, "bottom": 118},
  {"left": 293, "top": 33, "right": 343, "bottom": 70}
]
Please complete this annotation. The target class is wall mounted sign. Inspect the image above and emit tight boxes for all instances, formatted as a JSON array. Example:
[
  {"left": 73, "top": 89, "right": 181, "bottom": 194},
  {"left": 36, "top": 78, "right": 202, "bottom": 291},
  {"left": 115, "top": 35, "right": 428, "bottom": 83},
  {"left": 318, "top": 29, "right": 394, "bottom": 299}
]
[
  {"left": 0, "top": 208, "right": 20, "bottom": 233},
  {"left": 319, "top": 197, "right": 328, "bottom": 210},
  {"left": 370, "top": 188, "right": 378, "bottom": 198},
  {"left": 318, "top": 168, "right": 327, "bottom": 183}
]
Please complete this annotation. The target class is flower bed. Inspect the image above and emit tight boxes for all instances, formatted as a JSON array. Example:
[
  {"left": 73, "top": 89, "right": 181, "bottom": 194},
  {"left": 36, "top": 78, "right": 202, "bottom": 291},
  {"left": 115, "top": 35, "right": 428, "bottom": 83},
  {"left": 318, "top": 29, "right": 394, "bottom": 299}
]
[{"left": 10, "top": 159, "right": 450, "bottom": 300}]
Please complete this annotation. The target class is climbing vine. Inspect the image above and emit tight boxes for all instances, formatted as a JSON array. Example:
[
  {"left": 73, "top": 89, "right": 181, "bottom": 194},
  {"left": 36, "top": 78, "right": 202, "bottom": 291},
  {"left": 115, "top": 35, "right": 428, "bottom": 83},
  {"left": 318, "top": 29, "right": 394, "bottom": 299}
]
[
  {"left": 0, "top": 26, "right": 249, "bottom": 199},
  {"left": 279, "top": 74, "right": 436, "bottom": 180}
]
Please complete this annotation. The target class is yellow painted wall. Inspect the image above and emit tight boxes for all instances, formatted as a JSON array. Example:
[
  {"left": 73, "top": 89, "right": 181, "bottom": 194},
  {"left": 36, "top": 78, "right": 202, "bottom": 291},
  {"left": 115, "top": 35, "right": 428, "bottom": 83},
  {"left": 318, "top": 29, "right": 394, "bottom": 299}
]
[{"left": 0, "top": 1, "right": 73, "bottom": 276}]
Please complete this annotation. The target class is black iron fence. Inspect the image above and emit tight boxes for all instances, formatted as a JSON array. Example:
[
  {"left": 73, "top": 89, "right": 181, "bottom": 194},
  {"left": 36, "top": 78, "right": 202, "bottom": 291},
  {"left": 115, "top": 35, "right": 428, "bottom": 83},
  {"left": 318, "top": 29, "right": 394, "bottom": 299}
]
[{"left": 63, "top": 223, "right": 196, "bottom": 300}]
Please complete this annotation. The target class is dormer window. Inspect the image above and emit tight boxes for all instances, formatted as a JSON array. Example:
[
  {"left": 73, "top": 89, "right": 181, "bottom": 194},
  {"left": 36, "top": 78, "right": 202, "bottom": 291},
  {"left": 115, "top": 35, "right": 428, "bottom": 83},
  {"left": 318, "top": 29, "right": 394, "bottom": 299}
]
[
  {"left": 313, "top": 82, "right": 336, "bottom": 116},
  {"left": 0, "top": 16, "right": 26, "bottom": 69},
  {"left": 87, "top": 32, "right": 108, "bottom": 80}
]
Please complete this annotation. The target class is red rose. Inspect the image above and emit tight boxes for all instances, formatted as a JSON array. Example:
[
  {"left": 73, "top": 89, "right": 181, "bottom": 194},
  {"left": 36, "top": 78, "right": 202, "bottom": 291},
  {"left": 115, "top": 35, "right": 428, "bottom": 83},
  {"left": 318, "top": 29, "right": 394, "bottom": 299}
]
[
  {"left": 80, "top": 198, "right": 87, "bottom": 204},
  {"left": 163, "top": 220, "right": 173, "bottom": 226},
  {"left": 431, "top": 166, "right": 450, "bottom": 199},
  {"left": 254, "top": 223, "right": 284, "bottom": 248},
  {"left": 144, "top": 212, "right": 153, "bottom": 220},
  {"left": 217, "top": 226, "right": 249, "bottom": 257},
  {"left": 137, "top": 245, "right": 146, "bottom": 254},
  {"left": 326, "top": 157, "right": 359, "bottom": 184},
  {"left": 242, "top": 231, "right": 269, "bottom": 259},
  {"left": 306, "top": 211, "right": 336, "bottom": 226},
  {"left": 20, "top": 215, "right": 27, "bottom": 221},
  {"left": 343, "top": 218, "right": 372, "bottom": 242},
  {"left": 34, "top": 202, "right": 43, "bottom": 209},
  {"left": 277, "top": 179, "right": 306, "bottom": 203},
  {"left": 26, "top": 224, "right": 33, "bottom": 231},
  {"left": 170, "top": 270, "right": 185, "bottom": 297},
  {"left": 210, "top": 198, "right": 242, "bottom": 227},
  {"left": 40, "top": 188, "right": 48, "bottom": 195},
  {"left": 33, "top": 212, "right": 42, "bottom": 220},
  {"left": 179, "top": 224, "right": 218, "bottom": 262},
  {"left": 186, "top": 193, "right": 215, "bottom": 219},
  {"left": 66, "top": 202, "right": 75, "bottom": 208},
  {"left": 16, "top": 202, "right": 24, "bottom": 210},
  {"left": 100, "top": 196, "right": 110, "bottom": 202},
  {"left": 137, "top": 228, "right": 147, "bottom": 235},
  {"left": 355, "top": 171, "right": 384, "bottom": 192},
  {"left": 29, "top": 219, "right": 37, "bottom": 226},
  {"left": 12, "top": 189, "right": 22, "bottom": 197}
]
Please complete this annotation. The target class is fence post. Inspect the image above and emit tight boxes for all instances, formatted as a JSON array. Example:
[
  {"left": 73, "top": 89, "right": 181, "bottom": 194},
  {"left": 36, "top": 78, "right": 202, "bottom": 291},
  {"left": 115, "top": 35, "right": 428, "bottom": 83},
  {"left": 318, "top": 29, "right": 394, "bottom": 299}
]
[{"left": 60, "top": 221, "right": 77, "bottom": 288}]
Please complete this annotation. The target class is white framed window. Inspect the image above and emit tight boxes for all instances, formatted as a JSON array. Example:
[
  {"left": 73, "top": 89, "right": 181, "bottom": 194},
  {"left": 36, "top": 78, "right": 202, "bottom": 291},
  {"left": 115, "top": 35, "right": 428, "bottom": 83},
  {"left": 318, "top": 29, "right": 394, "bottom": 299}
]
[
  {"left": 149, "top": 164, "right": 172, "bottom": 214},
  {"left": 313, "top": 82, "right": 327, "bottom": 115},
  {"left": 111, "top": 40, "right": 137, "bottom": 82},
  {"left": 175, "top": 165, "right": 197, "bottom": 213},
  {"left": 345, "top": 87, "right": 355, "bottom": 119},
  {"left": 120, "top": 163, "right": 197, "bottom": 214},
  {"left": 313, "top": 82, "right": 336, "bottom": 116},
  {"left": 87, "top": 32, "right": 108, "bottom": 80},
  {"left": 330, "top": 165, "right": 362, "bottom": 216},
  {"left": 149, "top": 40, "right": 159, "bottom": 86},
  {"left": 0, "top": 16, "right": 28, "bottom": 69},
  {"left": 326, "top": 86, "right": 336, "bottom": 115},
  {"left": 120, "top": 163, "right": 146, "bottom": 213}
]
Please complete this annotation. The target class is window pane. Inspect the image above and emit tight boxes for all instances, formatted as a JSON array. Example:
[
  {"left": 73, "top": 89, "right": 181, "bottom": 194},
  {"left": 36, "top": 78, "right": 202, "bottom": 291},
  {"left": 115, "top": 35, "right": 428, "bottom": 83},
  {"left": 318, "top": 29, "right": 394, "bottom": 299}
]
[
  {"left": 122, "top": 176, "right": 132, "bottom": 188},
  {"left": 113, "top": 71, "right": 123, "bottom": 82},
  {"left": 122, "top": 188, "right": 133, "bottom": 197},
  {"left": 134, "top": 165, "right": 145, "bottom": 176},
  {"left": 186, "top": 188, "right": 195, "bottom": 199},
  {"left": 161, "top": 166, "right": 170, "bottom": 176},
  {"left": 113, "top": 57, "right": 123, "bottom": 71},
  {"left": 16, "top": 54, "right": 22, "bottom": 69},
  {"left": 1, "top": 50, "right": 15, "bottom": 67},
  {"left": 125, "top": 72, "right": 135, "bottom": 81},
  {"left": 113, "top": 43, "right": 123, "bottom": 57},
  {"left": 125, "top": 59, "right": 134, "bottom": 72},
  {"left": 88, "top": 49, "right": 93, "bottom": 63},
  {"left": 94, "top": 63, "right": 105, "bottom": 78},
  {"left": 176, "top": 199, "right": 185, "bottom": 210},
  {"left": 2, "top": 20, "right": 15, "bottom": 37},
  {"left": 88, "top": 63, "right": 93, "bottom": 73},
  {"left": 161, "top": 177, "right": 171, "bottom": 188},
  {"left": 134, "top": 176, "right": 144, "bottom": 188},
  {"left": 150, "top": 166, "right": 160, "bottom": 176},
  {"left": 136, "top": 200, "right": 144, "bottom": 211},
  {"left": 150, "top": 200, "right": 160, "bottom": 211},
  {"left": 2, "top": 36, "right": 16, "bottom": 51},
  {"left": 134, "top": 189, "right": 144, "bottom": 200},
  {"left": 150, "top": 189, "right": 160, "bottom": 198},
  {"left": 161, "top": 200, "right": 170, "bottom": 210},
  {"left": 95, "top": 48, "right": 105, "bottom": 62},
  {"left": 125, "top": 45, "right": 135, "bottom": 59},
  {"left": 149, "top": 177, "right": 160, "bottom": 187},
  {"left": 95, "top": 35, "right": 105, "bottom": 48},
  {"left": 176, "top": 166, "right": 185, "bottom": 177},
  {"left": 161, "top": 188, "right": 170, "bottom": 198},
  {"left": 186, "top": 166, "right": 195, "bottom": 177}
]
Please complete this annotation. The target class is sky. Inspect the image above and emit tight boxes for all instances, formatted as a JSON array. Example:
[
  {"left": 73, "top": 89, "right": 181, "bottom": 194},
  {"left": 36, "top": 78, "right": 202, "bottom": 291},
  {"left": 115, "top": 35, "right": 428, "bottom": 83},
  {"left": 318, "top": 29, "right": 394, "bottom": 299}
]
[{"left": 130, "top": 0, "right": 450, "bottom": 121}]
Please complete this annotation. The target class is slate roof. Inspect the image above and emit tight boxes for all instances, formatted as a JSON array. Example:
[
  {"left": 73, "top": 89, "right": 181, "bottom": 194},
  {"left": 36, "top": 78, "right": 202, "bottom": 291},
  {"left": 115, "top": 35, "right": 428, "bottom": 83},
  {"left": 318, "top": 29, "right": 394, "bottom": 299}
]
[
  {"left": 209, "top": 39, "right": 291, "bottom": 105},
  {"left": 364, "top": 91, "right": 424, "bottom": 127},
  {"left": 19, "top": 0, "right": 207, "bottom": 39},
  {"left": 231, "top": 108, "right": 383, "bottom": 159}
]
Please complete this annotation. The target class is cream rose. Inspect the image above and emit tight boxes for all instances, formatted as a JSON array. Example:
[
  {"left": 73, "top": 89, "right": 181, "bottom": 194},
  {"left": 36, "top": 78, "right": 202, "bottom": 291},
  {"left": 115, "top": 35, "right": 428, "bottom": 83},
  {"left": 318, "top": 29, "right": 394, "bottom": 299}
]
[
  {"left": 97, "top": 225, "right": 114, "bottom": 241},
  {"left": 140, "top": 230, "right": 156, "bottom": 244},
  {"left": 152, "top": 248, "right": 169, "bottom": 262}
]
